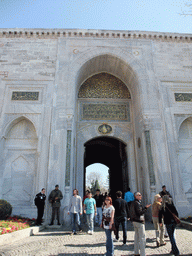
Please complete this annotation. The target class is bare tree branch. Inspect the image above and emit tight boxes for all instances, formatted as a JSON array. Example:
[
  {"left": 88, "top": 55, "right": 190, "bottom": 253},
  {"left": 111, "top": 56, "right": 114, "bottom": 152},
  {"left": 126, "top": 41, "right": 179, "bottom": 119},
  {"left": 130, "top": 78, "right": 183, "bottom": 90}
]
[{"left": 86, "top": 171, "right": 102, "bottom": 187}]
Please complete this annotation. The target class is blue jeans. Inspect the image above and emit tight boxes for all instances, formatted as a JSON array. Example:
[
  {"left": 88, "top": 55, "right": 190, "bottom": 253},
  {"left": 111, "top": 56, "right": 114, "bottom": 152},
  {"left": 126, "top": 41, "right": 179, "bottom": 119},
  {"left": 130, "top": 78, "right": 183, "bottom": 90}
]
[
  {"left": 86, "top": 213, "right": 94, "bottom": 231},
  {"left": 166, "top": 223, "right": 180, "bottom": 256},
  {"left": 105, "top": 228, "right": 114, "bottom": 256},
  {"left": 70, "top": 213, "right": 81, "bottom": 232},
  {"left": 115, "top": 216, "right": 127, "bottom": 244},
  {"left": 95, "top": 207, "right": 103, "bottom": 225}
]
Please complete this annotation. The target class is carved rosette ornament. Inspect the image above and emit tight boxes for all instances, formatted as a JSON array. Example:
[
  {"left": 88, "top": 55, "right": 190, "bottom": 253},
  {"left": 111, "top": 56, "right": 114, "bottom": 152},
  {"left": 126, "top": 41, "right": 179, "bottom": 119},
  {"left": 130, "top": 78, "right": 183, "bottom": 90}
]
[{"left": 98, "top": 124, "right": 112, "bottom": 134}]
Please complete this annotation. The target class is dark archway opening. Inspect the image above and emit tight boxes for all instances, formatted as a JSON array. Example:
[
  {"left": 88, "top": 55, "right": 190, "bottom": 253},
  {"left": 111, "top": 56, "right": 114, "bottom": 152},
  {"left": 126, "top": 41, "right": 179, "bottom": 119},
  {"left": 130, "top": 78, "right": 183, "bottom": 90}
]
[{"left": 84, "top": 137, "right": 129, "bottom": 201}]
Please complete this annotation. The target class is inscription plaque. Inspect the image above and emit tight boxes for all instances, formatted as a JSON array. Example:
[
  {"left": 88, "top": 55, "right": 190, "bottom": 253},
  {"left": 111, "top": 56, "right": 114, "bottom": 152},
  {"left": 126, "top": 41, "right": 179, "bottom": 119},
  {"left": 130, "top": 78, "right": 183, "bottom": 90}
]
[
  {"left": 82, "top": 103, "right": 130, "bottom": 121},
  {"left": 12, "top": 91, "right": 39, "bottom": 101},
  {"left": 175, "top": 93, "right": 192, "bottom": 102}
]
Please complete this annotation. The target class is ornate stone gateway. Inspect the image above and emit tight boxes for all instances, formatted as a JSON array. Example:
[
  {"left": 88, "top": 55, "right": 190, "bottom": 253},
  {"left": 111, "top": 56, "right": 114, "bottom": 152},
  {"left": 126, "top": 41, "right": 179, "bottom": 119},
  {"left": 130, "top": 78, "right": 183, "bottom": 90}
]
[
  {"left": 77, "top": 72, "right": 132, "bottom": 198},
  {"left": 1, "top": 28, "right": 192, "bottom": 221}
]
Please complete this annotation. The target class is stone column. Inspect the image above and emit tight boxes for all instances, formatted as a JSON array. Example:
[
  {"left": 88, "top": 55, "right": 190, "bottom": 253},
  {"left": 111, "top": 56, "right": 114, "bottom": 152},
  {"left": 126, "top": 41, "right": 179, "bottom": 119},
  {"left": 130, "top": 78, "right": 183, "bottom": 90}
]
[
  {"left": 63, "top": 129, "right": 72, "bottom": 225},
  {"left": 127, "top": 137, "right": 137, "bottom": 193}
]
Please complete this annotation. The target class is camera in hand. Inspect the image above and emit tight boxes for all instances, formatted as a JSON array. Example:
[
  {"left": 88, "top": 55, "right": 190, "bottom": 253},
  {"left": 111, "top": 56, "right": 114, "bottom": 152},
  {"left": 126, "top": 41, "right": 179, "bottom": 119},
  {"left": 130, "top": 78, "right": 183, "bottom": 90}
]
[{"left": 104, "top": 220, "right": 109, "bottom": 225}]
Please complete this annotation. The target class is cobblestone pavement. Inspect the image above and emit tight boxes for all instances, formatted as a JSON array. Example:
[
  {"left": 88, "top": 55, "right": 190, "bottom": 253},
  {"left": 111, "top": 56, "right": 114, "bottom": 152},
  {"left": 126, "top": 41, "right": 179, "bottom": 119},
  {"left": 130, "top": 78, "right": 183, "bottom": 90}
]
[{"left": 0, "top": 222, "right": 192, "bottom": 256}]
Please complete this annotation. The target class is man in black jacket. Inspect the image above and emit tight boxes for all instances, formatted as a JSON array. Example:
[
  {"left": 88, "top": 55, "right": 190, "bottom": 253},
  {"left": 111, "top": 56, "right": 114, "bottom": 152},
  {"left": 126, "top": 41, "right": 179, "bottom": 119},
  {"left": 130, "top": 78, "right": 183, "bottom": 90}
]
[
  {"left": 93, "top": 189, "right": 103, "bottom": 226},
  {"left": 130, "top": 192, "right": 151, "bottom": 256},
  {"left": 113, "top": 191, "right": 129, "bottom": 245},
  {"left": 34, "top": 188, "right": 46, "bottom": 225}
]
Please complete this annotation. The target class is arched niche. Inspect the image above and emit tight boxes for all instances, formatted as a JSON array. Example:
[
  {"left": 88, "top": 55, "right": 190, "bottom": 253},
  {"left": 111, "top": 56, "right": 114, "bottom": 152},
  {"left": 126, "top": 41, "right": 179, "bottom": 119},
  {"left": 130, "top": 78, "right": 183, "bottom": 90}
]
[
  {"left": 75, "top": 54, "right": 139, "bottom": 102},
  {"left": 178, "top": 117, "right": 192, "bottom": 204},
  {"left": 2, "top": 117, "right": 38, "bottom": 210}
]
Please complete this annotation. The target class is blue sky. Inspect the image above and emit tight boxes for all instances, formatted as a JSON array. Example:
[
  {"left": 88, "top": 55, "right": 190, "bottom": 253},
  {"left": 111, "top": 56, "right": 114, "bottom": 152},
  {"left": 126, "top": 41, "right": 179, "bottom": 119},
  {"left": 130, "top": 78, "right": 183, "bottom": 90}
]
[{"left": 0, "top": 0, "right": 192, "bottom": 33}]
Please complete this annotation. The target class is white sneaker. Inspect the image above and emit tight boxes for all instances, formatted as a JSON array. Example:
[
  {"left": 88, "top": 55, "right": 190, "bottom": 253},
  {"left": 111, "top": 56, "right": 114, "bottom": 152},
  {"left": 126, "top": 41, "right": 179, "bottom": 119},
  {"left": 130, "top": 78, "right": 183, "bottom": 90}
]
[{"left": 87, "top": 230, "right": 91, "bottom": 234}]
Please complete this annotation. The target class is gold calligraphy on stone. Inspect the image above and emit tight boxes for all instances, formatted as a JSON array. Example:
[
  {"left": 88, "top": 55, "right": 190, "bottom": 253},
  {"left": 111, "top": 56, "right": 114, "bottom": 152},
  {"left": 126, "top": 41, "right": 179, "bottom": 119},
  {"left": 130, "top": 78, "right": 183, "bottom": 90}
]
[
  {"left": 12, "top": 91, "right": 39, "bottom": 101},
  {"left": 175, "top": 93, "right": 192, "bottom": 102},
  {"left": 82, "top": 103, "right": 130, "bottom": 121}
]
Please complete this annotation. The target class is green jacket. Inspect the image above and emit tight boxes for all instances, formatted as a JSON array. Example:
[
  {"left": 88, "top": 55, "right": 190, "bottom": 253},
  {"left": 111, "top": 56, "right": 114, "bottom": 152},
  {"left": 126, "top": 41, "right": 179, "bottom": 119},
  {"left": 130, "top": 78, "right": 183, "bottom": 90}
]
[{"left": 48, "top": 189, "right": 63, "bottom": 207}]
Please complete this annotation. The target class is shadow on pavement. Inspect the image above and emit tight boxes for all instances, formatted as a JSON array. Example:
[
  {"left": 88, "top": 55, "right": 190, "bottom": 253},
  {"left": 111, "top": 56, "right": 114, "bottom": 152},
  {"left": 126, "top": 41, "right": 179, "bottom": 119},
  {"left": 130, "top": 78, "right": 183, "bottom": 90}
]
[
  {"left": 48, "top": 254, "right": 192, "bottom": 256},
  {"left": 64, "top": 242, "right": 105, "bottom": 247},
  {"left": 114, "top": 243, "right": 134, "bottom": 252},
  {"left": 35, "top": 231, "right": 71, "bottom": 236},
  {"left": 149, "top": 255, "right": 192, "bottom": 256},
  {"left": 56, "top": 254, "right": 105, "bottom": 256}
]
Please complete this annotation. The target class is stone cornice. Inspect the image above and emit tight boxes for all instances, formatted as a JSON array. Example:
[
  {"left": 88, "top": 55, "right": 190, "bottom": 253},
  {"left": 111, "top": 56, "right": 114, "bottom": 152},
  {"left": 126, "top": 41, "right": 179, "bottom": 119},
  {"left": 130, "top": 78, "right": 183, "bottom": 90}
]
[{"left": 0, "top": 28, "right": 192, "bottom": 42}]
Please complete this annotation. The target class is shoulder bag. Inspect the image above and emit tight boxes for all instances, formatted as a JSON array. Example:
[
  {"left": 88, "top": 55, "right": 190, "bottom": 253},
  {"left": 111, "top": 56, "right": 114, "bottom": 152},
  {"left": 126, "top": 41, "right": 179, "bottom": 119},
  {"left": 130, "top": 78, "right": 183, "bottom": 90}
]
[{"left": 166, "top": 206, "right": 181, "bottom": 224}]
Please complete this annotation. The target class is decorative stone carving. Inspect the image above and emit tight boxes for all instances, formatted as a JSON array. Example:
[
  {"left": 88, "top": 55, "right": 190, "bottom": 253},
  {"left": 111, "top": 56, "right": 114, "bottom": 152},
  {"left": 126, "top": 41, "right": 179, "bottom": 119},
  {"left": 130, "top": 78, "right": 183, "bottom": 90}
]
[
  {"left": 65, "top": 130, "right": 72, "bottom": 186},
  {"left": 98, "top": 124, "right": 112, "bottom": 134},
  {"left": 2, "top": 118, "right": 37, "bottom": 209},
  {"left": 78, "top": 73, "right": 131, "bottom": 99},
  {"left": 145, "top": 131, "right": 156, "bottom": 186}
]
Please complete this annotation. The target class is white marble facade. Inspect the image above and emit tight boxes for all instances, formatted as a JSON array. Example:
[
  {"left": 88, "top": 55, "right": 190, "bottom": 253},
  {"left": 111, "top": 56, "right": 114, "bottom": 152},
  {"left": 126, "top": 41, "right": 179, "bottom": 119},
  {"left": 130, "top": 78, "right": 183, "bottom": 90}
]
[{"left": 0, "top": 29, "right": 192, "bottom": 222}]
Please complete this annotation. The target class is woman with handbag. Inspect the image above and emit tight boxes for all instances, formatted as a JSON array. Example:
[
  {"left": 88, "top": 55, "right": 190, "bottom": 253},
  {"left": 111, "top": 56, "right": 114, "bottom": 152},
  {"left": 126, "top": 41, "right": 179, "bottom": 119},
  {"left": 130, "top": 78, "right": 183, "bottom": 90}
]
[
  {"left": 159, "top": 195, "right": 180, "bottom": 256},
  {"left": 101, "top": 196, "right": 115, "bottom": 256}
]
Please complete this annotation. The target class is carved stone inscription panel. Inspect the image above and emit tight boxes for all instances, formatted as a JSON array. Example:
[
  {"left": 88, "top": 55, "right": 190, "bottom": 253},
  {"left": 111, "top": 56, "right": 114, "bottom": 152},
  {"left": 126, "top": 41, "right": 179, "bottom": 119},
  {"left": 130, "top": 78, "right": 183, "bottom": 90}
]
[
  {"left": 175, "top": 93, "right": 192, "bottom": 102},
  {"left": 81, "top": 103, "right": 130, "bottom": 121},
  {"left": 12, "top": 91, "right": 39, "bottom": 101}
]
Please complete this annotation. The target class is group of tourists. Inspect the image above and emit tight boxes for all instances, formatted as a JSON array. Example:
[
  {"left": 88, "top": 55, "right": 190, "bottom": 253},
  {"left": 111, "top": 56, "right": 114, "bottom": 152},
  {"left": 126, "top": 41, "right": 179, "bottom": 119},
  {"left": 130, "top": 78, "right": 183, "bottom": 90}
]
[{"left": 34, "top": 185, "right": 180, "bottom": 256}]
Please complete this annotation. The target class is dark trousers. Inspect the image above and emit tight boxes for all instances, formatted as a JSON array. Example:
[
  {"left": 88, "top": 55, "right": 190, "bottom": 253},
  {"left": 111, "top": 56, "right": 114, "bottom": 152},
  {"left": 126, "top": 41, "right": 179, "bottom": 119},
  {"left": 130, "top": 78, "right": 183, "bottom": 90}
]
[
  {"left": 166, "top": 223, "right": 180, "bottom": 256},
  {"left": 51, "top": 206, "right": 60, "bottom": 223},
  {"left": 115, "top": 216, "right": 127, "bottom": 244},
  {"left": 37, "top": 206, "right": 44, "bottom": 224}
]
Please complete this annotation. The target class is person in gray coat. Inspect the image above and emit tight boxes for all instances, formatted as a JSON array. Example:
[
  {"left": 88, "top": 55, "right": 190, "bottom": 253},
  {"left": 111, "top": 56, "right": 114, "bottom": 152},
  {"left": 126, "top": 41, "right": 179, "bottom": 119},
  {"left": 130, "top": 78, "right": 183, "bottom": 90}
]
[
  {"left": 68, "top": 189, "right": 83, "bottom": 234},
  {"left": 48, "top": 184, "right": 63, "bottom": 225}
]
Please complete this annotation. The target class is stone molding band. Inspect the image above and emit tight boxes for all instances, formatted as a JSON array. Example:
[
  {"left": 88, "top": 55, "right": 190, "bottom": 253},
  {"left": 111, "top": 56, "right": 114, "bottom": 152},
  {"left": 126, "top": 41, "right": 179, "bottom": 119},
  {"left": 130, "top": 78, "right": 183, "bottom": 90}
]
[{"left": 0, "top": 29, "right": 192, "bottom": 42}]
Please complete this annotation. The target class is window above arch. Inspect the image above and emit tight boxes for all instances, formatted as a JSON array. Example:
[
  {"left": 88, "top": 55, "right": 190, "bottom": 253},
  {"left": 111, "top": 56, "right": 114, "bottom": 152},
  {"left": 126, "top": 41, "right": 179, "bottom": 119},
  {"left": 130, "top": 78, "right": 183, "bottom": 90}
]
[{"left": 78, "top": 73, "right": 131, "bottom": 99}]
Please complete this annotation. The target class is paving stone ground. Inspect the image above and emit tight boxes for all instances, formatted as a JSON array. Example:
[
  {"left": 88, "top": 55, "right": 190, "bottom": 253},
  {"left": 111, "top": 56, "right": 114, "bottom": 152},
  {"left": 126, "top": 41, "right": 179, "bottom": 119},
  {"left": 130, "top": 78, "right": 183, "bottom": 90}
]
[{"left": 0, "top": 222, "right": 192, "bottom": 256}]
